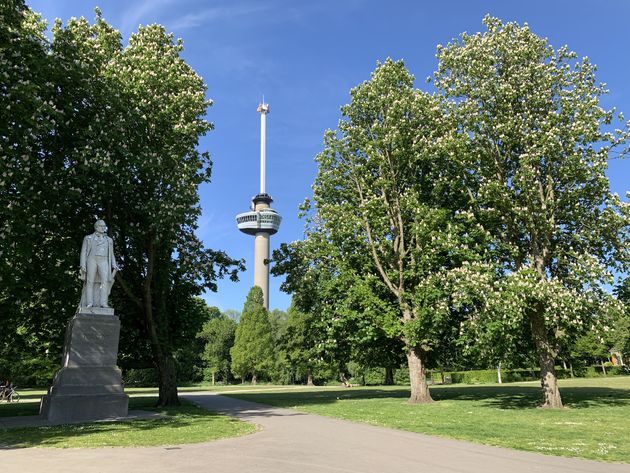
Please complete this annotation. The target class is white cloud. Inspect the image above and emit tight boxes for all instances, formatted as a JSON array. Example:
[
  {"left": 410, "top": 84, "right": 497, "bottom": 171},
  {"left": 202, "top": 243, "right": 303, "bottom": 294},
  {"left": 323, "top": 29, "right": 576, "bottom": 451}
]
[
  {"left": 170, "top": 4, "right": 272, "bottom": 30},
  {"left": 120, "top": 0, "right": 175, "bottom": 36}
]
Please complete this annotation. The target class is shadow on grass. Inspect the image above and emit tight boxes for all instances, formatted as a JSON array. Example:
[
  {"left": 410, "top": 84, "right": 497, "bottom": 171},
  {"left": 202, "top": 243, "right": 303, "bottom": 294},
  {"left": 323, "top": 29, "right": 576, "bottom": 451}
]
[
  {"left": 433, "top": 384, "right": 630, "bottom": 409},
  {"left": 227, "top": 384, "right": 630, "bottom": 411},
  {"left": 0, "top": 397, "right": 226, "bottom": 449}
]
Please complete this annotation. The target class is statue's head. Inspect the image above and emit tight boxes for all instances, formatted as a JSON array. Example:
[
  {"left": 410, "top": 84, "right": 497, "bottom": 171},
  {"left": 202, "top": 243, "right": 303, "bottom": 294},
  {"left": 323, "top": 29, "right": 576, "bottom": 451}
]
[{"left": 94, "top": 220, "right": 107, "bottom": 233}]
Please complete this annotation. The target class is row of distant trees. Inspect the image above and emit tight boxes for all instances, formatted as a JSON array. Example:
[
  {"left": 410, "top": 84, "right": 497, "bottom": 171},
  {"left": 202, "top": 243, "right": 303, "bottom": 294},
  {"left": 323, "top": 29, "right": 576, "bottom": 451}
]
[
  {"left": 195, "top": 288, "right": 317, "bottom": 387},
  {"left": 189, "top": 282, "right": 629, "bottom": 388}
]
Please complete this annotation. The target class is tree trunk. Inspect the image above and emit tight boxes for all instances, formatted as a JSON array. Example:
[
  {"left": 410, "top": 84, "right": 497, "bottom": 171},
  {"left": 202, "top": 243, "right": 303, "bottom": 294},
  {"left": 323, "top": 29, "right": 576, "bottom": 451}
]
[
  {"left": 252, "top": 373, "right": 257, "bottom": 385},
  {"left": 529, "top": 311, "right": 563, "bottom": 408},
  {"left": 601, "top": 359, "right": 607, "bottom": 376},
  {"left": 569, "top": 362, "right": 574, "bottom": 378},
  {"left": 156, "top": 353, "right": 179, "bottom": 406},
  {"left": 306, "top": 369, "right": 314, "bottom": 386},
  {"left": 406, "top": 346, "right": 433, "bottom": 404},
  {"left": 211, "top": 372, "right": 215, "bottom": 386},
  {"left": 383, "top": 366, "right": 394, "bottom": 386},
  {"left": 497, "top": 362, "right": 502, "bottom": 384},
  {"left": 143, "top": 240, "right": 179, "bottom": 407}
]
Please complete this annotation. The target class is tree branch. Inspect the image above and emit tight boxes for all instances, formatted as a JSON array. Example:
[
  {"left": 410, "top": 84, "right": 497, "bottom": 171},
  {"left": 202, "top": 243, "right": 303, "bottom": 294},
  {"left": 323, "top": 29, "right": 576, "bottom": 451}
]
[
  {"left": 116, "top": 273, "right": 143, "bottom": 309},
  {"left": 352, "top": 175, "right": 400, "bottom": 298}
]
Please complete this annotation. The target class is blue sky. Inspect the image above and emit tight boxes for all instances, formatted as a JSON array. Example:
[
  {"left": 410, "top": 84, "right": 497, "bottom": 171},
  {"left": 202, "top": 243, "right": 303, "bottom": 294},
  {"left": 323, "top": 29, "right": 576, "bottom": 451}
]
[{"left": 27, "top": 0, "right": 630, "bottom": 312}]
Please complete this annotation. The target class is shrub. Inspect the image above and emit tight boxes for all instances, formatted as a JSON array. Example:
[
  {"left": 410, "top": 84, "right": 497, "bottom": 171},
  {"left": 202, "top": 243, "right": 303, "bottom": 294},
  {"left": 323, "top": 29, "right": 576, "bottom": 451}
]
[
  {"left": 123, "top": 368, "right": 158, "bottom": 387},
  {"left": 363, "top": 368, "right": 386, "bottom": 385},
  {"left": 0, "top": 357, "right": 57, "bottom": 387},
  {"left": 608, "top": 365, "right": 630, "bottom": 375}
]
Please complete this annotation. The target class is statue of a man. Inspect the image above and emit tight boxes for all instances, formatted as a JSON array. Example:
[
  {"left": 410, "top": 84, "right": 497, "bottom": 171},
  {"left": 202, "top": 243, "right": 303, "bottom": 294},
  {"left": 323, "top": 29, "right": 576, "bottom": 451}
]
[{"left": 79, "top": 219, "right": 118, "bottom": 308}]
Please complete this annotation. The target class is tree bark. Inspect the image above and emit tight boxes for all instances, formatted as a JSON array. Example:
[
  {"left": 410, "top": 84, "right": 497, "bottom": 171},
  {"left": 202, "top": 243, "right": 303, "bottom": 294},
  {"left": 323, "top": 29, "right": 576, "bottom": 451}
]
[
  {"left": 384, "top": 366, "right": 394, "bottom": 386},
  {"left": 144, "top": 239, "right": 179, "bottom": 407},
  {"left": 157, "top": 353, "right": 179, "bottom": 406},
  {"left": 306, "top": 369, "right": 314, "bottom": 386},
  {"left": 406, "top": 346, "right": 433, "bottom": 403},
  {"left": 497, "top": 362, "right": 502, "bottom": 384},
  {"left": 252, "top": 373, "right": 257, "bottom": 385},
  {"left": 211, "top": 372, "right": 215, "bottom": 386},
  {"left": 529, "top": 311, "right": 563, "bottom": 408},
  {"left": 601, "top": 359, "right": 607, "bottom": 376}
]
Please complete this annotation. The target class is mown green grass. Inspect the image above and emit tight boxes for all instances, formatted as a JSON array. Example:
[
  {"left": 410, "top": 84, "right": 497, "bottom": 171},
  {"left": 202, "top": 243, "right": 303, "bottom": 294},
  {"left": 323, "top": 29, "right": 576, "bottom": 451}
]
[
  {"left": 0, "top": 396, "right": 255, "bottom": 448},
  {"left": 225, "top": 377, "right": 630, "bottom": 463}
]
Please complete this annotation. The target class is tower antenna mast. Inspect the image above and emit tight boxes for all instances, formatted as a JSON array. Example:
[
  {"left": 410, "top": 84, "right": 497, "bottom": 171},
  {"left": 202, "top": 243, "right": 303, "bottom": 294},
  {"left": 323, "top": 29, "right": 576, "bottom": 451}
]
[
  {"left": 257, "top": 100, "right": 269, "bottom": 194},
  {"left": 236, "top": 100, "right": 281, "bottom": 310}
]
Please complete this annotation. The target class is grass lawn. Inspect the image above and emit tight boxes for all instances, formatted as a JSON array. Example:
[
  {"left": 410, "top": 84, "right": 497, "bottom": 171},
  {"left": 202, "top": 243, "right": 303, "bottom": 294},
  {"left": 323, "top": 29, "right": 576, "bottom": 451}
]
[
  {"left": 224, "top": 377, "right": 630, "bottom": 463},
  {"left": 0, "top": 395, "right": 255, "bottom": 448}
]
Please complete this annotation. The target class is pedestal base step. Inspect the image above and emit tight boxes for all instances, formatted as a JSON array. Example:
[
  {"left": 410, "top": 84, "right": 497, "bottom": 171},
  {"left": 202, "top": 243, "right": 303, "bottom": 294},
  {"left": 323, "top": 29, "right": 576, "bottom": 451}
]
[{"left": 40, "top": 393, "right": 129, "bottom": 425}]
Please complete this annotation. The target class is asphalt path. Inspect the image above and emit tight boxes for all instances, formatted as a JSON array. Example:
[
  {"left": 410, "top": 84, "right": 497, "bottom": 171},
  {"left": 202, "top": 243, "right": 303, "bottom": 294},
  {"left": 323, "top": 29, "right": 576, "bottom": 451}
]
[{"left": 1, "top": 392, "right": 628, "bottom": 472}]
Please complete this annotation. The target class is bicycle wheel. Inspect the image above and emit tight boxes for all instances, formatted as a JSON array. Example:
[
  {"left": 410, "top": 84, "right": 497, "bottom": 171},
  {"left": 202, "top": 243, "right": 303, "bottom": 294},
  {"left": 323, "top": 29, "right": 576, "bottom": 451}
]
[{"left": 10, "top": 392, "right": 19, "bottom": 403}]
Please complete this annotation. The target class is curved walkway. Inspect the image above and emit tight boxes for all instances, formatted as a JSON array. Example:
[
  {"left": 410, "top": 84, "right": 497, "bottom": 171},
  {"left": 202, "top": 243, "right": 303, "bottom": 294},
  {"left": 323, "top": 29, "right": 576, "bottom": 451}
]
[{"left": 2, "top": 392, "right": 628, "bottom": 473}]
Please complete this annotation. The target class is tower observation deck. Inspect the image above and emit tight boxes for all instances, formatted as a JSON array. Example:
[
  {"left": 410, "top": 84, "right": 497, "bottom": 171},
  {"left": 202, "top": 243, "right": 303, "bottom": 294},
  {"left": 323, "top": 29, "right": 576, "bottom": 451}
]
[
  {"left": 236, "top": 194, "right": 282, "bottom": 235},
  {"left": 235, "top": 102, "right": 281, "bottom": 309}
]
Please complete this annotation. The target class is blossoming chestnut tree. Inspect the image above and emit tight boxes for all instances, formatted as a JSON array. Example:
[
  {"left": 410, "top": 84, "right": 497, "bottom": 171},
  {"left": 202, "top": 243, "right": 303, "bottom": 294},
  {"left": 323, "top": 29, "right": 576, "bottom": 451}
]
[{"left": 434, "top": 16, "right": 629, "bottom": 408}]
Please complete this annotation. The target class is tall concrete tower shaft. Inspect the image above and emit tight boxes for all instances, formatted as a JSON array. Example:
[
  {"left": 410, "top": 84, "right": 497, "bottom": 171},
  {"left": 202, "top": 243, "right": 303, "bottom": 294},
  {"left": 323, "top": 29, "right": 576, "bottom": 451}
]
[{"left": 235, "top": 102, "right": 281, "bottom": 310}]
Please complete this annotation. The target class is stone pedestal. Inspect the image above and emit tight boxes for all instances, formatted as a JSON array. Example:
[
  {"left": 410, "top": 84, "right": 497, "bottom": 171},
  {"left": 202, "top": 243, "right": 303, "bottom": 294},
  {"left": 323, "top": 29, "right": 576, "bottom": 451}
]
[{"left": 40, "top": 308, "right": 129, "bottom": 424}]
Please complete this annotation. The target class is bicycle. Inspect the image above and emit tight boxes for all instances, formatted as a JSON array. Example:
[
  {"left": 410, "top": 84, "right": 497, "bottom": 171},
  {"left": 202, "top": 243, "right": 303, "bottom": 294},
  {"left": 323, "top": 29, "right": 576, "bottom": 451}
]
[{"left": 0, "top": 385, "right": 19, "bottom": 403}]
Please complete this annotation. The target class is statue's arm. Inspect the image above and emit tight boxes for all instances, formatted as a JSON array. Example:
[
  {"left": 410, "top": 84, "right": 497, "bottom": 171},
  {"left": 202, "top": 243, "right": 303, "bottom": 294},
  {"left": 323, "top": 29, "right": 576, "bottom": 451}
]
[{"left": 109, "top": 237, "right": 118, "bottom": 270}]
